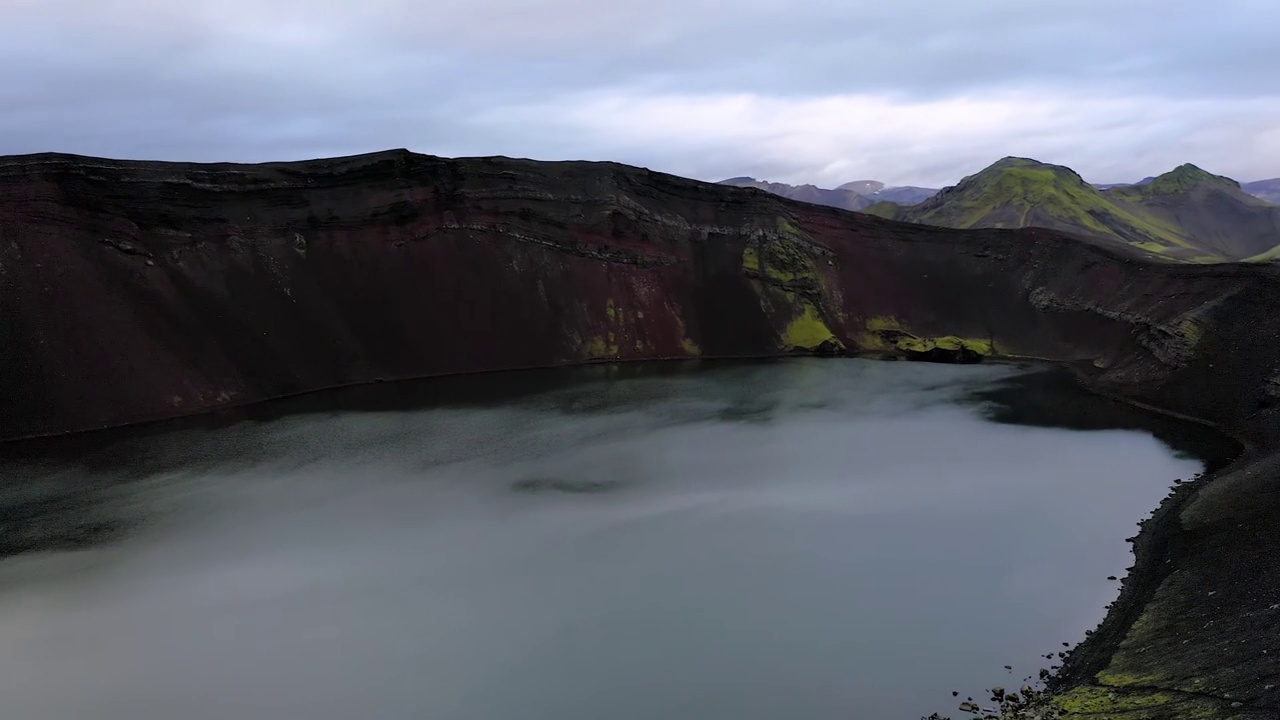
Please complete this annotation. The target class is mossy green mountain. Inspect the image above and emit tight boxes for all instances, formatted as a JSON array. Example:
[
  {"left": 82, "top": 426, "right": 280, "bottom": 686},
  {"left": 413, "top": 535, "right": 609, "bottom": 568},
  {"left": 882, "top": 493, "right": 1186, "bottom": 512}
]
[{"left": 864, "top": 157, "right": 1280, "bottom": 262}]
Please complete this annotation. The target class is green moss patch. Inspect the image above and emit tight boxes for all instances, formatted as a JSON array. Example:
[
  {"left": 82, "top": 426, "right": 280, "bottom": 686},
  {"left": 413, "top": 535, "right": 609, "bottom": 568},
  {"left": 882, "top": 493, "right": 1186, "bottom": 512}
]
[
  {"left": 1243, "top": 244, "right": 1280, "bottom": 263},
  {"left": 895, "top": 335, "right": 993, "bottom": 355},
  {"left": 865, "top": 315, "right": 903, "bottom": 331},
  {"left": 1096, "top": 669, "right": 1167, "bottom": 688},
  {"left": 1052, "top": 686, "right": 1221, "bottom": 719},
  {"left": 783, "top": 303, "right": 841, "bottom": 350},
  {"left": 1177, "top": 317, "right": 1205, "bottom": 347},
  {"left": 583, "top": 335, "right": 620, "bottom": 358},
  {"left": 861, "top": 201, "right": 901, "bottom": 220},
  {"left": 857, "top": 316, "right": 993, "bottom": 357}
]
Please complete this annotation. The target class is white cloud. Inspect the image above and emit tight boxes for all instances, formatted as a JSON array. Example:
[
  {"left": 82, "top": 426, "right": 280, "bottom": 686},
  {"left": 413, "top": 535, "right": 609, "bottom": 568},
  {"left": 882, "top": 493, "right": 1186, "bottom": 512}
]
[
  {"left": 477, "top": 89, "right": 1280, "bottom": 186},
  {"left": 0, "top": 0, "right": 1277, "bottom": 184}
]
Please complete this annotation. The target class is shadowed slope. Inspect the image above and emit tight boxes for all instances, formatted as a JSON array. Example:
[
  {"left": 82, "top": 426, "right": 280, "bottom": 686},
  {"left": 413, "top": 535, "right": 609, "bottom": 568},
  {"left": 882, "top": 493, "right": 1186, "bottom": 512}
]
[{"left": 2, "top": 148, "right": 1245, "bottom": 440}]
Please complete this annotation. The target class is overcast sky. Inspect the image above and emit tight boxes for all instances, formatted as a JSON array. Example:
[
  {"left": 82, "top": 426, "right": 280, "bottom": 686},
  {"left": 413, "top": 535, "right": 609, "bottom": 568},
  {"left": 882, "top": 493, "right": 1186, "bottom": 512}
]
[{"left": 2, "top": 0, "right": 1277, "bottom": 187}]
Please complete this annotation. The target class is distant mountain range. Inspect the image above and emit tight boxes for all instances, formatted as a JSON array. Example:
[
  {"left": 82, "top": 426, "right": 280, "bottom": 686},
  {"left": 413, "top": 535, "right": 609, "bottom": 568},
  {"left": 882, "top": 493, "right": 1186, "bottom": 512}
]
[
  {"left": 861, "top": 158, "right": 1280, "bottom": 262},
  {"left": 1092, "top": 177, "right": 1156, "bottom": 190},
  {"left": 721, "top": 169, "right": 1280, "bottom": 262},
  {"left": 1244, "top": 178, "right": 1280, "bottom": 204},
  {"left": 717, "top": 177, "right": 938, "bottom": 211},
  {"left": 722, "top": 173, "right": 1279, "bottom": 211}
]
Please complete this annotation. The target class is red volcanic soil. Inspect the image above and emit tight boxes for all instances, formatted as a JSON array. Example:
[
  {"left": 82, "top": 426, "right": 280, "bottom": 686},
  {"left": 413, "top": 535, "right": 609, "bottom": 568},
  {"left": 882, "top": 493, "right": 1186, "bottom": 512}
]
[{"left": 4, "top": 149, "right": 1274, "bottom": 442}]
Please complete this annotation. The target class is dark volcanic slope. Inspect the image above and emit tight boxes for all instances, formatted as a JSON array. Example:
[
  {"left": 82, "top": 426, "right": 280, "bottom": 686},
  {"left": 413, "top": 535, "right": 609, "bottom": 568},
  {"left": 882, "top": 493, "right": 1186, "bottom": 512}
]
[
  {"left": 1108, "top": 166, "right": 1280, "bottom": 261},
  {"left": 3, "top": 149, "right": 1258, "bottom": 440},
  {"left": 5, "top": 149, "right": 1280, "bottom": 718}
]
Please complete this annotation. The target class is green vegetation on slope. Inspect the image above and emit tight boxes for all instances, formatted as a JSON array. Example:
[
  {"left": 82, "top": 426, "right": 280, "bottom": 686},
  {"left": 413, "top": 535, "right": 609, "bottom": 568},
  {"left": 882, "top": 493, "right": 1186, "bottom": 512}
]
[
  {"left": 1243, "top": 243, "right": 1280, "bottom": 263},
  {"left": 739, "top": 215, "right": 845, "bottom": 353},
  {"left": 857, "top": 315, "right": 993, "bottom": 358},
  {"left": 1113, "top": 163, "right": 1240, "bottom": 198},
  {"left": 866, "top": 158, "right": 1280, "bottom": 263},
  {"left": 869, "top": 157, "right": 1211, "bottom": 261},
  {"left": 783, "top": 302, "right": 838, "bottom": 349},
  {"left": 862, "top": 200, "right": 901, "bottom": 220}
]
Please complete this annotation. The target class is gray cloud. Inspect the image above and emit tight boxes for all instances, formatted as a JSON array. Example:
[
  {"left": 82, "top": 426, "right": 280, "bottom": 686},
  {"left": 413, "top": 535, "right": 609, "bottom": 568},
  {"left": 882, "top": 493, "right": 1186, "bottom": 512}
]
[{"left": 1, "top": 0, "right": 1277, "bottom": 185}]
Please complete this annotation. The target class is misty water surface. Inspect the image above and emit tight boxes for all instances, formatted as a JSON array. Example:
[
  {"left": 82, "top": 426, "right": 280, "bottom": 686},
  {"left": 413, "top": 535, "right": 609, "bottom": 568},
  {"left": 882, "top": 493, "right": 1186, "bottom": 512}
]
[{"left": 0, "top": 359, "right": 1203, "bottom": 719}]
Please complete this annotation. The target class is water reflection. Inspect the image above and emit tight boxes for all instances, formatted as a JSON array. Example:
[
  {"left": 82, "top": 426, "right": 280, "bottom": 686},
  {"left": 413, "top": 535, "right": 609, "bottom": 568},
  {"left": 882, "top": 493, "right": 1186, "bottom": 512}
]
[{"left": 0, "top": 358, "right": 1209, "bottom": 720}]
